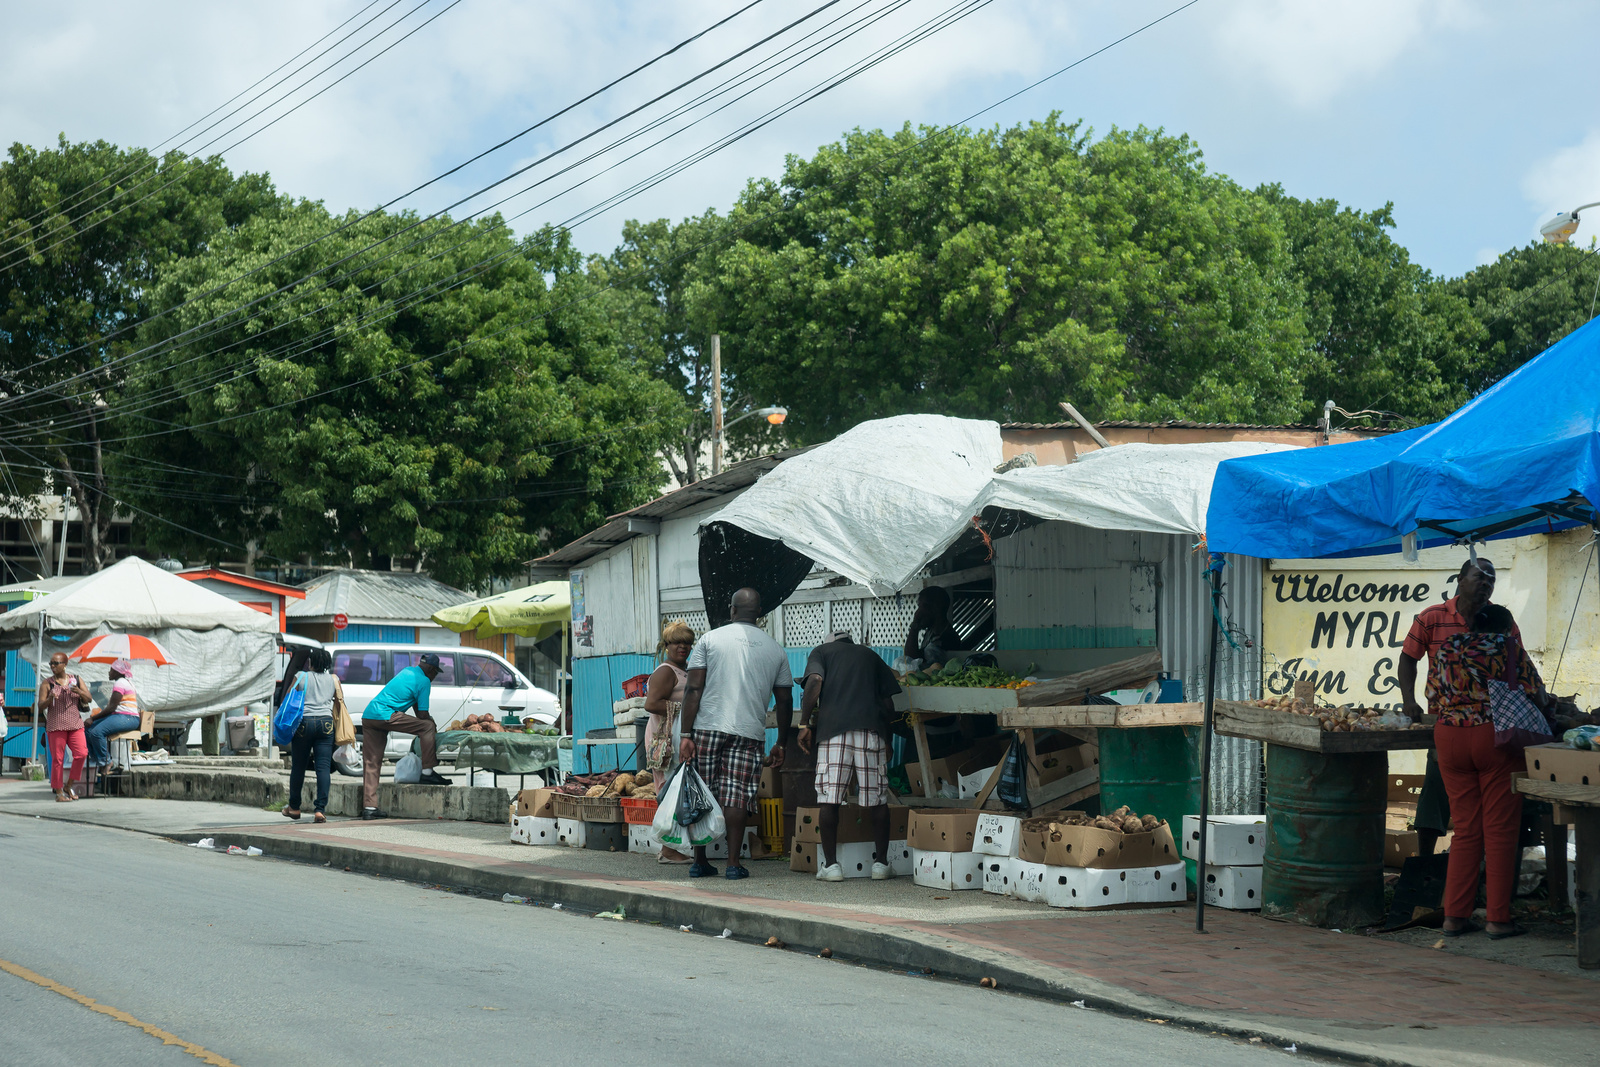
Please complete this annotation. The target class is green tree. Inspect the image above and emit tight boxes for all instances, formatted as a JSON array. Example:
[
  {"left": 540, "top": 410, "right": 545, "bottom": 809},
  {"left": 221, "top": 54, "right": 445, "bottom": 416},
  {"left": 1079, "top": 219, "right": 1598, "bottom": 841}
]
[
  {"left": 117, "top": 203, "right": 686, "bottom": 586},
  {"left": 687, "top": 116, "right": 1312, "bottom": 443},
  {"left": 1448, "top": 240, "right": 1600, "bottom": 394},
  {"left": 1261, "top": 187, "right": 1482, "bottom": 425},
  {"left": 0, "top": 136, "right": 278, "bottom": 568}
]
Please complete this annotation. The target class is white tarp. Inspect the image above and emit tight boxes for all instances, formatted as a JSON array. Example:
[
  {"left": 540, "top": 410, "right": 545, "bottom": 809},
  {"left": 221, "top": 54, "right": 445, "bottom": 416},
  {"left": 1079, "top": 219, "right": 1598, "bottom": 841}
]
[
  {"left": 1, "top": 557, "right": 277, "bottom": 723},
  {"left": 703, "top": 414, "right": 1005, "bottom": 595},
  {"left": 970, "top": 441, "right": 1298, "bottom": 539}
]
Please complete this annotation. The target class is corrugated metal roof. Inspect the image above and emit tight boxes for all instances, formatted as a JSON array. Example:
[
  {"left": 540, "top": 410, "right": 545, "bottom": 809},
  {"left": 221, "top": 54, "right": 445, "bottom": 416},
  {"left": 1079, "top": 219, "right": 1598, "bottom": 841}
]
[
  {"left": 529, "top": 447, "right": 815, "bottom": 569},
  {"left": 289, "top": 568, "right": 473, "bottom": 621},
  {"left": 1001, "top": 420, "right": 1396, "bottom": 433}
]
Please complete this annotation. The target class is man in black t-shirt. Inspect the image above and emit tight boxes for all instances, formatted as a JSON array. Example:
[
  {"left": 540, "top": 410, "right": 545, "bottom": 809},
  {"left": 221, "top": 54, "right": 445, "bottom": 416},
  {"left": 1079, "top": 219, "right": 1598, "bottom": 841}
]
[{"left": 799, "top": 631, "right": 902, "bottom": 882}]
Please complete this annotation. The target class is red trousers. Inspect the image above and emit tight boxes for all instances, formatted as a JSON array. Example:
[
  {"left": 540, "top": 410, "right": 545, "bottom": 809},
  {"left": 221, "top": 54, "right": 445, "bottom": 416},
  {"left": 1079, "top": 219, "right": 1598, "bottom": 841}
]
[
  {"left": 1435, "top": 723, "right": 1524, "bottom": 923},
  {"left": 47, "top": 728, "right": 87, "bottom": 792}
]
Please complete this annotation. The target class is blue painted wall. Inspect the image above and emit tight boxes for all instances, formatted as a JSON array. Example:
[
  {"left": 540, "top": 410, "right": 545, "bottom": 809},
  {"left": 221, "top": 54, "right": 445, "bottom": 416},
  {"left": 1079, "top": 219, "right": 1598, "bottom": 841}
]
[{"left": 338, "top": 624, "right": 415, "bottom": 643}]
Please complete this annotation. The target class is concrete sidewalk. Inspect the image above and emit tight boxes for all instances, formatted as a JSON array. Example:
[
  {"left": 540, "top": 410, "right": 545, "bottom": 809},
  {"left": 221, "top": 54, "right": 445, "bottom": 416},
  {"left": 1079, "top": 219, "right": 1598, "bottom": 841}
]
[{"left": 2, "top": 784, "right": 1592, "bottom": 1067}]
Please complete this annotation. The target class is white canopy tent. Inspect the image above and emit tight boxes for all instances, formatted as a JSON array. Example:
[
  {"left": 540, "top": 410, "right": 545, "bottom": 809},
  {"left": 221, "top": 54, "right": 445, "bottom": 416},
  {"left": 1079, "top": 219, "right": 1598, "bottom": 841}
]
[{"left": 0, "top": 557, "right": 278, "bottom": 734}]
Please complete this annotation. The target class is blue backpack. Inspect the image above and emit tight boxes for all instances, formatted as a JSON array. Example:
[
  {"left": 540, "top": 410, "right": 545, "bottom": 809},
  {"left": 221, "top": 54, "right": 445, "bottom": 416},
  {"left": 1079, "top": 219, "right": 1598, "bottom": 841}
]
[{"left": 272, "top": 674, "right": 306, "bottom": 746}]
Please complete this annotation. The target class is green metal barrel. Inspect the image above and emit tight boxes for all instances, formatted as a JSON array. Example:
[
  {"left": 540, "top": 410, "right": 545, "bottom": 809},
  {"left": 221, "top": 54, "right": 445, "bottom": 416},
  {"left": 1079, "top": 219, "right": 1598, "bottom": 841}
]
[
  {"left": 1261, "top": 747, "right": 1386, "bottom": 927},
  {"left": 1098, "top": 726, "right": 1203, "bottom": 883}
]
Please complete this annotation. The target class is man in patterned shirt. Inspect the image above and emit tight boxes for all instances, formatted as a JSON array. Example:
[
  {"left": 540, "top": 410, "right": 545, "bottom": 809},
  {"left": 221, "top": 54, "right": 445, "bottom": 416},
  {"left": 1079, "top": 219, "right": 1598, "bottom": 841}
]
[{"left": 1397, "top": 556, "right": 1509, "bottom": 856}]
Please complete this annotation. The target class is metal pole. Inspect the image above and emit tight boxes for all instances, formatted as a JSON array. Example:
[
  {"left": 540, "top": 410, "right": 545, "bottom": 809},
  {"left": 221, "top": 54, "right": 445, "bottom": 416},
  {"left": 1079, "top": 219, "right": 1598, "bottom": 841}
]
[
  {"left": 54, "top": 493, "right": 69, "bottom": 577},
  {"left": 1196, "top": 559, "right": 1223, "bottom": 933},
  {"left": 29, "top": 612, "right": 45, "bottom": 768},
  {"left": 710, "top": 334, "right": 723, "bottom": 476}
]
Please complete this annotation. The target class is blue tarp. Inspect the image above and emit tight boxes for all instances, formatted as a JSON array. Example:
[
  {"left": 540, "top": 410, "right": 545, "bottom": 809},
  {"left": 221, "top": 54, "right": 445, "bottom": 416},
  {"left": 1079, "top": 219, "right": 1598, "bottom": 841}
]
[{"left": 1206, "top": 317, "right": 1600, "bottom": 558}]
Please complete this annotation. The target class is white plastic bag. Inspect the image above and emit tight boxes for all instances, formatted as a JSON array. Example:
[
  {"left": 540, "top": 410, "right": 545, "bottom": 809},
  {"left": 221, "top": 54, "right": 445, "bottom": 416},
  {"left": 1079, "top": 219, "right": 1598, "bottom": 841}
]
[
  {"left": 651, "top": 765, "right": 726, "bottom": 848},
  {"left": 651, "top": 766, "right": 685, "bottom": 841},
  {"left": 334, "top": 743, "right": 358, "bottom": 766},
  {"left": 394, "top": 752, "right": 422, "bottom": 784}
]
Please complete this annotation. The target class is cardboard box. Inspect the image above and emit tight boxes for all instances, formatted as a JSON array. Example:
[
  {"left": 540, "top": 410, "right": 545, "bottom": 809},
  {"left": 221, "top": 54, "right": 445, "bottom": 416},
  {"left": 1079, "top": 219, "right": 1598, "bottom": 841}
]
[
  {"left": 1202, "top": 864, "right": 1262, "bottom": 910},
  {"left": 510, "top": 814, "right": 559, "bottom": 846},
  {"left": 1384, "top": 828, "right": 1419, "bottom": 868},
  {"left": 1526, "top": 743, "right": 1600, "bottom": 786},
  {"left": 1019, "top": 818, "right": 1179, "bottom": 869},
  {"left": 907, "top": 810, "right": 981, "bottom": 852},
  {"left": 1124, "top": 863, "right": 1188, "bottom": 904},
  {"left": 1388, "top": 773, "right": 1425, "bottom": 804},
  {"left": 555, "top": 817, "right": 587, "bottom": 848},
  {"left": 1034, "top": 739, "right": 1099, "bottom": 789},
  {"left": 974, "top": 812, "right": 1022, "bottom": 858},
  {"left": 1042, "top": 865, "right": 1129, "bottom": 909},
  {"left": 794, "top": 805, "right": 911, "bottom": 844},
  {"left": 824, "top": 839, "right": 913, "bottom": 878},
  {"left": 1181, "top": 815, "right": 1266, "bottom": 866},
  {"left": 790, "top": 840, "right": 818, "bottom": 874},
  {"left": 757, "top": 766, "right": 783, "bottom": 799},
  {"left": 909, "top": 736, "right": 1012, "bottom": 798},
  {"left": 628, "top": 824, "right": 661, "bottom": 856},
  {"left": 911, "top": 849, "right": 984, "bottom": 890},
  {"left": 982, "top": 856, "right": 1017, "bottom": 895},
  {"left": 516, "top": 788, "right": 557, "bottom": 818},
  {"left": 1012, "top": 860, "right": 1049, "bottom": 903},
  {"left": 956, "top": 761, "right": 1003, "bottom": 800},
  {"left": 705, "top": 827, "right": 757, "bottom": 860}
]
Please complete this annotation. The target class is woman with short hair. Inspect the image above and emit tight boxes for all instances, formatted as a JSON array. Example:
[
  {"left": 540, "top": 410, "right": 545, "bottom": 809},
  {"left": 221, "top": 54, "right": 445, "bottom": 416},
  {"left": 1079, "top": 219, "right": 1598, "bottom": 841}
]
[
  {"left": 644, "top": 621, "right": 695, "bottom": 863},
  {"left": 284, "top": 647, "right": 344, "bottom": 823},
  {"left": 37, "top": 651, "right": 91, "bottom": 802}
]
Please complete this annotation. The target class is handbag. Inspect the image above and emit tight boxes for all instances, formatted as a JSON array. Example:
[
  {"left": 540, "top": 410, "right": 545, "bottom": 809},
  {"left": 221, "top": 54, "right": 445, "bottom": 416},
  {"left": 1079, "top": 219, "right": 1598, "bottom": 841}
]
[
  {"left": 332, "top": 679, "right": 356, "bottom": 747},
  {"left": 272, "top": 674, "right": 307, "bottom": 747},
  {"left": 1489, "top": 638, "right": 1553, "bottom": 752}
]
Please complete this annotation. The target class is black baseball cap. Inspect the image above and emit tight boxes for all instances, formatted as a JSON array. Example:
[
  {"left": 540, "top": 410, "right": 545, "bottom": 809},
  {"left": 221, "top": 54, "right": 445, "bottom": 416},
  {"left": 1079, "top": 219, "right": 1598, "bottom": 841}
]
[{"left": 418, "top": 653, "right": 442, "bottom": 668}]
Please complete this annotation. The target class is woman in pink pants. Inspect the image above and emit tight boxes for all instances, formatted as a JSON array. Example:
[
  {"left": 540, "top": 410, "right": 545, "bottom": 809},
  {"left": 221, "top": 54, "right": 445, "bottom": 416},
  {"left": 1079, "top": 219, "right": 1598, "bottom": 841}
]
[{"left": 36, "top": 651, "right": 91, "bottom": 801}]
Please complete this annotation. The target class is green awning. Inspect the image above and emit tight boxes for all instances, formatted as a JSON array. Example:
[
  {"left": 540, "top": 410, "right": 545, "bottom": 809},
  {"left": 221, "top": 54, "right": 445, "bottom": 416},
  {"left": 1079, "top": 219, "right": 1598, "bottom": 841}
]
[{"left": 431, "top": 581, "right": 569, "bottom": 640}]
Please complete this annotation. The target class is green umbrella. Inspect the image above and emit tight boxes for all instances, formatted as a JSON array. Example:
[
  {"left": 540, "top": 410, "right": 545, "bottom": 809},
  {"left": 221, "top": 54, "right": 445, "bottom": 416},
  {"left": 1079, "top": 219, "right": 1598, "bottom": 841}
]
[{"left": 432, "top": 581, "right": 569, "bottom": 640}]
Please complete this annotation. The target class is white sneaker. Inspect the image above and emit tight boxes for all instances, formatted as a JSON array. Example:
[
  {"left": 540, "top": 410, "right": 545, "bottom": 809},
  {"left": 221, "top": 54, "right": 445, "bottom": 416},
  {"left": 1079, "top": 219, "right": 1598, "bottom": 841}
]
[
  {"left": 871, "top": 862, "right": 892, "bottom": 880},
  {"left": 816, "top": 862, "right": 845, "bottom": 882}
]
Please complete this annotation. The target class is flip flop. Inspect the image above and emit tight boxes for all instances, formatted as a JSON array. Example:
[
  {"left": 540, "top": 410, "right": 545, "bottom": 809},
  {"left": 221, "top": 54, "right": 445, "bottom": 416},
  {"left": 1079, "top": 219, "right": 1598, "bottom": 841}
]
[
  {"left": 1487, "top": 924, "right": 1528, "bottom": 941},
  {"left": 1441, "top": 921, "right": 1481, "bottom": 937}
]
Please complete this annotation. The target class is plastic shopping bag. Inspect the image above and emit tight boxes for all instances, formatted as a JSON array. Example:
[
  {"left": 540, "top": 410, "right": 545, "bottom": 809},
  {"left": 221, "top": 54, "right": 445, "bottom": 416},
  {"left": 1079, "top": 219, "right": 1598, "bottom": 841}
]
[
  {"left": 272, "top": 676, "right": 306, "bottom": 746},
  {"left": 333, "top": 743, "right": 358, "bottom": 766},
  {"left": 394, "top": 752, "right": 422, "bottom": 784},
  {"left": 651, "top": 766, "right": 685, "bottom": 840},
  {"left": 652, "top": 765, "right": 726, "bottom": 848}
]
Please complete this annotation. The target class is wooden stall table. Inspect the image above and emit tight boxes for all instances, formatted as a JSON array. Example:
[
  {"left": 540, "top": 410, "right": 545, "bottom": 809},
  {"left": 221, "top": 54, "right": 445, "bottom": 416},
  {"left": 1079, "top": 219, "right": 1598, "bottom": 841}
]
[
  {"left": 1214, "top": 700, "right": 1434, "bottom": 927},
  {"left": 1513, "top": 774, "right": 1600, "bottom": 969}
]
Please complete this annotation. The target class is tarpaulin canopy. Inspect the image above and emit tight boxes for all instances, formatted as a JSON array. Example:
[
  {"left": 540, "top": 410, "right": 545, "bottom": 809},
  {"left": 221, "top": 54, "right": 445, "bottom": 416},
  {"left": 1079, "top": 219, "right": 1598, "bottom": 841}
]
[
  {"left": 1206, "top": 317, "right": 1600, "bottom": 559},
  {"left": 972, "top": 442, "right": 1295, "bottom": 538},
  {"left": 0, "top": 557, "right": 276, "bottom": 723},
  {"left": 431, "top": 581, "right": 568, "bottom": 639},
  {"left": 703, "top": 414, "right": 1005, "bottom": 596}
]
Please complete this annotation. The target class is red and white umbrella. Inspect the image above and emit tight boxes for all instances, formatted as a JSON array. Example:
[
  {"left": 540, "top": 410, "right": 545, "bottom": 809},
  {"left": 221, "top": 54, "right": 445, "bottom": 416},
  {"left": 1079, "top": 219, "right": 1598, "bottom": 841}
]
[{"left": 67, "top": 633, "right": 177, "bottom": 666}]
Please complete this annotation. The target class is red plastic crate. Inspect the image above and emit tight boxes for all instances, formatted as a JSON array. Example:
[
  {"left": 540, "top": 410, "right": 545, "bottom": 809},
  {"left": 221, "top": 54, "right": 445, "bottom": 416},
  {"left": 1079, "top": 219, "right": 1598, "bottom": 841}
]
[{"left": 621, "top": 797, "right": 658, "bottom": 825}]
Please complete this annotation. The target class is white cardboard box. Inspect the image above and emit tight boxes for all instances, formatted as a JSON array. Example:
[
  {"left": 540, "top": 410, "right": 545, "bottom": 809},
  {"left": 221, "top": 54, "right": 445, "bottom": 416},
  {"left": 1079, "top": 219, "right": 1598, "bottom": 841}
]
[
  {"left": 958, "top": 764, "right": 1002, "bottom": 800},
  {"left": 1042, "top": 865, "right": 1129, "bottom": 909},
  {"left": 911, "top": 850, "right": 984, "bottom": 891},
  {"left": 627, "top": 824, "right": 661, "bottom": 855},
  {"left": 828, "top": 839, "right": 913, "bottom": 877},
  {"left": 982, "top": 856, "right": 1018, "bottom": 895},
  {"left": 1012, "top": 860, "right": 1050, "bottom": 903},
  {"left": 511, "top": 814, "right": 559, "bottom": 846},
  {"left": 555, "top": 817, "right": 587, "bottom": 848},
  {"left": 704, "top": 827, "right": 758, "bottom": 860},
  {"left": 1202, "top": 864, "right": 1262, "bottom": 909},
  {"left": 1125, "top": 863, "right": 1188, "bottom": 904},
  {"left": 974, "top": 812, "right": 1022, "bottom": 858},
  {"left": 1182, "top": 815, "right": 1266, "bottom": 866}
]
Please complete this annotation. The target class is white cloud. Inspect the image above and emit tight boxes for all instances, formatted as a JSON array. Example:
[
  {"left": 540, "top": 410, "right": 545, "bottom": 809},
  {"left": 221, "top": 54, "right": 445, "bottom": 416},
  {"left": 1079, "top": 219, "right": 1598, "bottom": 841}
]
[
  {"left": 1210, "top": 0, "right": 1476, "bottom": 107},
  {"left": 1522, "top": 128, "right": 1600, "bottom": 241}
]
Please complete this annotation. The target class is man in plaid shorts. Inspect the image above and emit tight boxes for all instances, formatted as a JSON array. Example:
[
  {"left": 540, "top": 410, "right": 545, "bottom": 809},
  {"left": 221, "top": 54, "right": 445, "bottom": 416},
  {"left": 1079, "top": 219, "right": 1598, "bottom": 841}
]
[
  {"left": 679, "top": 588, "right": 793, "bottom": 880},
  {"left": 798, "top": 630, "right": 902, "bottom": 881}
]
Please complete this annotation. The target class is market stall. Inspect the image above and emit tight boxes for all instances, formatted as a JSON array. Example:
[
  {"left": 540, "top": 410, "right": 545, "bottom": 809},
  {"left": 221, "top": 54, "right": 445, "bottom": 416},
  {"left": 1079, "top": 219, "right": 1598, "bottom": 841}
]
[{"left": 1205, "top": 315, "right": 1600, "bottom": 937}]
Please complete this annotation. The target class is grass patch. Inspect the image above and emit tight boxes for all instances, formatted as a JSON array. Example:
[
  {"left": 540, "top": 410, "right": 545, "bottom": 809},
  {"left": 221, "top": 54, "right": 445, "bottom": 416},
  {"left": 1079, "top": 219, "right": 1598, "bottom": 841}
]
[{"left": 264, "top": 800, "right": 286, "bottom": 812}]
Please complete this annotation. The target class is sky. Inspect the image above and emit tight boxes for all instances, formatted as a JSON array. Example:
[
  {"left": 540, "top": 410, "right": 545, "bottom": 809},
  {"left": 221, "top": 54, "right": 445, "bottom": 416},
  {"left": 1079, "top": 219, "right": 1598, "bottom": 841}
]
[{"left": 4, "top": 0, "right": 1600, "bottom": 279}]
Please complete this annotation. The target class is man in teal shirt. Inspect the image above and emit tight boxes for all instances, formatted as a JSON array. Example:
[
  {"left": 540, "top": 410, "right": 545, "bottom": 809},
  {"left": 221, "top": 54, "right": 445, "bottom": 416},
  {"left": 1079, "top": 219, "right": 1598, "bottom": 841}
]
[{"left": 360, "top": 653, "right": 448, "bottom": 818}]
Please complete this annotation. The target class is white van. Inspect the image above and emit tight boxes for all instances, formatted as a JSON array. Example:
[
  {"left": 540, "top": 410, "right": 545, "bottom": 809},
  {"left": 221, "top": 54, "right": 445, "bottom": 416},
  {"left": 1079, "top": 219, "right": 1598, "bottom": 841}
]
[{"left": 327, "top": 643, "right": 560, "bottom": 760}]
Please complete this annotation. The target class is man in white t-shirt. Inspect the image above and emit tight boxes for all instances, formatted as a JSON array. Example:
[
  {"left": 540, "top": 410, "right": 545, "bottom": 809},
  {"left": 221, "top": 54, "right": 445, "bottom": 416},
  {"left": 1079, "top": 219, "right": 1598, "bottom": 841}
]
[{"left": 679, "top": 587, "right": 794, "bottom": 880}]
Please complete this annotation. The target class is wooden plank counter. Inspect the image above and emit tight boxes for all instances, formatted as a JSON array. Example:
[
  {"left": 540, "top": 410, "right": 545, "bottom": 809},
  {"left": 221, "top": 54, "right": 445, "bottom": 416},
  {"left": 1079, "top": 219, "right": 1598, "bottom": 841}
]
[
  {"left": 998, "top": 702, "right": 1203, "bottom": 730},
  {"left": 1514, "top": 775, "right": 1600, "bottom": 969},
  {"left": 1214, "top": 700, "right": 1435, "bottom": 754}
]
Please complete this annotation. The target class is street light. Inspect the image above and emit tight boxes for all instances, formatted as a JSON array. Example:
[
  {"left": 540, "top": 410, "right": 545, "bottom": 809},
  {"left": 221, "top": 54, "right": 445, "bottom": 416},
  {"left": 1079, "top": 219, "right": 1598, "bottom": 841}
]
[
  {"left": 711, "top": 406, "right": 787, "bottom": 475},
  {"left": 1540, "top": 201, "right": 1600, "bottom": 243}
]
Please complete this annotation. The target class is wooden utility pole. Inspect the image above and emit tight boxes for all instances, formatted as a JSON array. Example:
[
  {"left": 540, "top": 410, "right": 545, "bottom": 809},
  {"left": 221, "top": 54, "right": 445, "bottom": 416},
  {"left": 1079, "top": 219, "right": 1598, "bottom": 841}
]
[{"left": 710, "top": 333, "right": 723, "bottom": 476}]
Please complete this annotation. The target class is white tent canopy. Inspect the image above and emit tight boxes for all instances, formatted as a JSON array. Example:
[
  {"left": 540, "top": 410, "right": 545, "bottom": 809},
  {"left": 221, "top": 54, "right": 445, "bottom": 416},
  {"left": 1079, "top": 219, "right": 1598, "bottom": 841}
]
[
  {"left": 703, "top": 414, "right": 1005, "bottom": 596},
  {"left": 970, "top": 441, "right": 1297, "bottom": 539},
  {"left": 1, "top": 557, "right": 277, "bottom": 723}
]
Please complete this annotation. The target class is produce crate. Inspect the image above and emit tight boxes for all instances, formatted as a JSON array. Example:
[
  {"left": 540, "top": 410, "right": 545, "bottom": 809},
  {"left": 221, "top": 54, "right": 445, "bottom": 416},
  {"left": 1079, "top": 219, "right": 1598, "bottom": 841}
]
[
  {"left": 621, "top": 796, "right": 658, "bottom": 825},
  {"left": 550, "top": 793, "right": 583, "bottom": 820},
  {"left": 576, "top": 795, "right": 624, "bottom": 824},
  {"left": 758, "top": 797, "right": 784, "bottom": 854}
]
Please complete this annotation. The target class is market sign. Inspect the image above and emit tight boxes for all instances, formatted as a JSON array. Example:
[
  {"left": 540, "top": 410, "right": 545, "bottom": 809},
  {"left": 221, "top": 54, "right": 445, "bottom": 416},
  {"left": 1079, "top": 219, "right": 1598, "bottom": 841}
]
[{"left": 1261, "top": 563, "right": 1456, "bottom": 709}]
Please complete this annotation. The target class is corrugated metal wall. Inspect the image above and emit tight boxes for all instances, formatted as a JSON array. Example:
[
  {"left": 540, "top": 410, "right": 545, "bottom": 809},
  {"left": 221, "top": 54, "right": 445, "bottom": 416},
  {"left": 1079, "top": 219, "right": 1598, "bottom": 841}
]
[
  {"left": 1158, "top": 535, "right": 1264, "bottom": 814},
  {"left": 994, "top": 524, "right": 1159, "bottom": 650}
]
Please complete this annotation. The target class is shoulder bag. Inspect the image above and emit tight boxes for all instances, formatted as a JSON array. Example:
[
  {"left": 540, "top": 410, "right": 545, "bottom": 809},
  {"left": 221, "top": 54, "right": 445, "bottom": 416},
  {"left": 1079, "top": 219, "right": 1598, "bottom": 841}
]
[{"left": 1489, "top": 638, "right": 1553, "bottom": 752}]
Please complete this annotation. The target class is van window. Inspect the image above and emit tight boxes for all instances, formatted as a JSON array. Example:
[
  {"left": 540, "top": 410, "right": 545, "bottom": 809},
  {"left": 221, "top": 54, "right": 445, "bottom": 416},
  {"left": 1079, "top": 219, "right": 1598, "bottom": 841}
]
[
  {"left": 393, "top": 650, "right": 457, "bottom": 686},
  {"left": 462, "top": 654, "right": 517, "bottom": 689},
  {"left": 333, "top": 650, "right": 386, "bottom": 686}
]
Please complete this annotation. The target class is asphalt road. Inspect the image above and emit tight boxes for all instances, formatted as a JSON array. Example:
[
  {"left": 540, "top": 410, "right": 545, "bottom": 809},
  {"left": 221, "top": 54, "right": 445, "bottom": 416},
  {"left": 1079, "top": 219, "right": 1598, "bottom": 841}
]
[{"left": 1, "top": 815, "right": 1286, "bottom": 1066}]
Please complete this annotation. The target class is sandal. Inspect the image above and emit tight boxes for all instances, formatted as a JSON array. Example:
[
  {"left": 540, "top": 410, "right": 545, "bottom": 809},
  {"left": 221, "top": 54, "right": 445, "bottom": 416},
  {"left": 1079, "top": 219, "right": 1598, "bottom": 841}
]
[
  {"left": 313, "top": 812, "right": 326, "bottom": 824},
  {"left": 1441, "top": 921, "right": 1481, "bottom": 937},
  {"left": 54, "top": 791, "right": 73, "bottom": 803},
  {"left": 1487, "top": 924, "right": 1528, "bottom": 941}
]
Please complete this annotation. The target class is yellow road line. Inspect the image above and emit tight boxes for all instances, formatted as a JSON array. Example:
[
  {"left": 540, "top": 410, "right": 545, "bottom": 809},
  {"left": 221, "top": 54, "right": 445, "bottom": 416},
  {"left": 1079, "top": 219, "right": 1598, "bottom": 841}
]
[{"left": 0, "top": 956, "right": 239, "bottom": 1066}]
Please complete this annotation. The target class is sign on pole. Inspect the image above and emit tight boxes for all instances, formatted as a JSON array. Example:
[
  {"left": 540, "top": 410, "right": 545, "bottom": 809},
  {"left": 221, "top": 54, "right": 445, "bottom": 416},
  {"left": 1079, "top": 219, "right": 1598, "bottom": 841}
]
[{"left": 333, "top": 613, "right": 349, "bottom": 631}]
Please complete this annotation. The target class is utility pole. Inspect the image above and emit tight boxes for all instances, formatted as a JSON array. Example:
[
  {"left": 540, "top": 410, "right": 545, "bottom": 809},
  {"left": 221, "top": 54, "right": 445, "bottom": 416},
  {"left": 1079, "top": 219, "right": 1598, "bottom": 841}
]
[
  {"left": 55, "top": 490, "right": 70, "bottom": 577},
  {"left": 710, "top": 333, "right": 723, "bottom": 476}
]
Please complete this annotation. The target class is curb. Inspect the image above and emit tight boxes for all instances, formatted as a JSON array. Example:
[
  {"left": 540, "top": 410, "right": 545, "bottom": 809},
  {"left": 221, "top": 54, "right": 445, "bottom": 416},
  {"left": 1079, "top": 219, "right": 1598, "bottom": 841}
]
[{"left": 184, "top": 824, "right": 1486, "bottom": 1067}]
